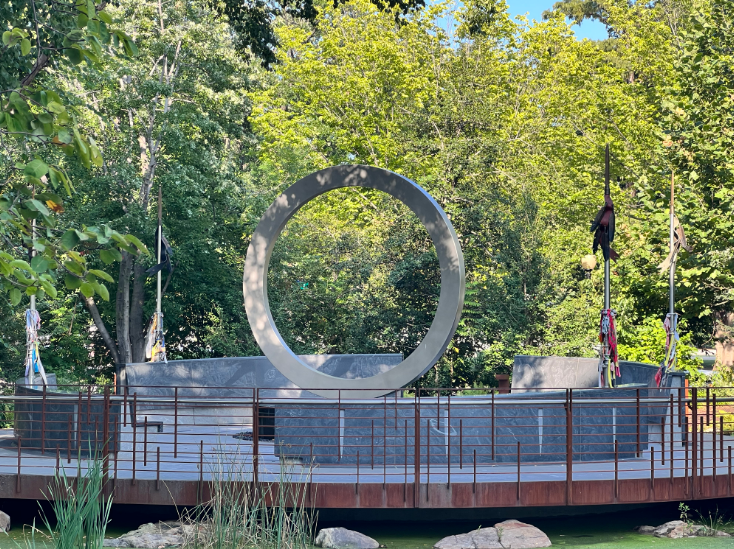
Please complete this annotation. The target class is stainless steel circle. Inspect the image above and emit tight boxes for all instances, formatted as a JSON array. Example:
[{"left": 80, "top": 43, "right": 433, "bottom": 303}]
[{"left": 243, "top": 165, "right": 465, "bottom": 398}]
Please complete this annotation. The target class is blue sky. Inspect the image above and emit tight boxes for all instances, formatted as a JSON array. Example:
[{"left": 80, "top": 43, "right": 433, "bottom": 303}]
[
  {"left": 436, "top": 0, "right": 609, "bottom": 42},
  {"left": 507, "top": 0, "right": 608, "bottom": 40}
]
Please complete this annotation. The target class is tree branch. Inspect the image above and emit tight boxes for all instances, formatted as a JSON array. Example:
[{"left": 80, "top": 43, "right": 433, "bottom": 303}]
[
  {"left": 84, "top": 296, "right": 122, "bottom": 365},
  {"left": 20, "top": 54, "right": 50, "bottom": 88}
]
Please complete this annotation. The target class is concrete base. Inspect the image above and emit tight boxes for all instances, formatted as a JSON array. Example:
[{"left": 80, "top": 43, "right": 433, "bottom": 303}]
[
  {"left": 273, "top": 387, "right": 674, "bottom": 465},
  {"left": 512, "top": 356, "right": 687, "bottom": 391}
]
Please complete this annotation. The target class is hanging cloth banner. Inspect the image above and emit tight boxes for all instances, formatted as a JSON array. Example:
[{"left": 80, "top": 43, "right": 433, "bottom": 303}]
[
  {"left": 656, "top": 313, "right": 679, "bottom": 387},
  {"left": 145, "top": 311, "right": 168, "bottom": 363},
  {"left": 24, "top": 309, "right": 48, "bottom": 386},
  {"left": 598, "top": 308, "right": 619, "bottom": 387}
]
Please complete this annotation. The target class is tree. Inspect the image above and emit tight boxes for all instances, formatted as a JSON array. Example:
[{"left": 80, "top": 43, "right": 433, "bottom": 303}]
[
  {"left": 657, "top": 0, "right": 734, "bottom": 359},
  {"left": 1, "top": 0, "right": 146, "bottom": 311},
  {"left": 214, "top": 0, "right": 427, "bottom": 68},
  {"left": 51, "top": 0, "right": 252, "bottom": 366}
]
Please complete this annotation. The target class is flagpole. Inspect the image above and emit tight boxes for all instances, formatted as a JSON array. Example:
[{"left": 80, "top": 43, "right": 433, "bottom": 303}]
[
  {"left": 156, "top": 184, "right": 162, "bottom": 316},
  {"left": 668, "top": 172, "right": 677, "bottom": 371},
  {"left": 669, "top": 172, "right": 675, "bottom": 317},
  {"left": 604, "top": 144, "right": 611, "bottom": 311}
]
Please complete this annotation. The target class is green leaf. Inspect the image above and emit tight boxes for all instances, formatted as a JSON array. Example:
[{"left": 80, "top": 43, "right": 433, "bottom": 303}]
[
  {"left": 89, "top": 269, "right": 114, "bottom": 282},
  {"left": 60, "top": 229, "right": 81, "bottom": 250},
  {"left": 47, "top": 101, "right": 65, "bottom": 114},
  {"left": 57, "top": 129, "right": 72, "bottom": 144},
  {"left": 9, "top": 288, "right": 21, "bottom": 306},
  {"left": 125, "top": 235, "right": 148, "bottom": 254},
  {"left": 40, "top": 279, "right": 57, "bottom": 298},
  {"left": 64, "top": 274, "right": 82, "bottom": 289},
  {"left": 20, "top": 38, "right": 31, "bottom": 56},
  {"left": 79, "top": 282, "right": 94, "bottom": 298},
  {"left": 100, "top": 248, "right": 122, "bottom": 264},
  {"left": 25, "top": 199, "right": 50, "bottom": 216},
  {"left": 98, "top": 11, "right": 113, "bottom": 24},
  {"left": 24, "top": 159, "right": 49, "bottom": 178},
  {"left": 25, "top": 286, "right": 37, "bottom": 296},
  {"left": 2, "top": 31, "right": 11, "bottom": 46},
  {"left": 93, "top": 281, "right": 109, "bottom": 301},
  {"left": 10, "top": 260, "right": 33, "bottom": 272},
  {"left": 66, "top": 47, "right": 83, "bottom": 65},
  {"left": 30, "top": 256, "right": 49, "bottom": 273},
  {"left": 63, "top": 260, "right": 84, "bottom": 276}
]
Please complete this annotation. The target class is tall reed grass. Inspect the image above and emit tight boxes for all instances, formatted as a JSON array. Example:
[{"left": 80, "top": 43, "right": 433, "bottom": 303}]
[
  {"left": 41, "top": 454, "right": 112, "bottom": 549},
  {"left": 182, "top": 444, "right": 316, "bottom": 549}
]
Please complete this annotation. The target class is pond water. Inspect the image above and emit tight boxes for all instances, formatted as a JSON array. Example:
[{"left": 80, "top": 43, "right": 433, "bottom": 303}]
[{"left": 1, "top": 501, "right": 733, "bottom": 549}]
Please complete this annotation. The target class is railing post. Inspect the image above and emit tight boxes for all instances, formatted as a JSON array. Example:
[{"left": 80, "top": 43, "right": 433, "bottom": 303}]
[
  {"left": 198, "top": 440, "right": 204, "bottom": 504},
  {"left": 491, "top": 390, "right": 495, "bottom": 461},
  {"left": 636, "top": 389, "right": 641, "bottom": 457},
  {"left": 651, "top": 446, "right": 655, "bottom": 499},
  {"left": 253, "top": 388, "right": 259, "bottom": 487},
  {"left": 414, "top": 396, "right": 420, "bottom": 508},
  {"left": 143, "top": 416, "right": 148, "bottom": 467},
  {"left": 699, "top": 417, "right": 704, "bottom": 488},
  {"left": 67, "top": 414, "right": 72, "bottom": 464},
  {"left": 103, "top": 385, "right": 110, "bottom": 490},
  {"left": 721, "top": 416, "right": 724, "bottom": 463},
  {"left": 426, "top": 419, "right": 430, "bottom": 500},
  {"left": 132, "top": 411, "right": 137, "bottom": 486},
  {"left": 41, "top": 385, "right": 46, "bottom": 454},
  {"left": 404, "top": 420, "right": 408, "bottom": 502},
  {"left": 459, "top": 420, "right": 463, "bottom": 469},
  {"left": 16, "top": 436, "right": 21, "bottom": 493},
  {"left": 614, "top": 439, "right": 619, "bottom": 501},
  {"left": 517, "top": 441, "right": 521, "bottom": 503},
  {"left": 371, "top": 420, "right": 375, "bottom": 470},
  {"left": 174, "top": 387, "right": 178, "bottom": 459},
  {"left": 447, "top": 392, "right": 451, "bottom": 488},
  {"left": 669, "top": 395, "right": 674, "bottom": 472},
  {"left": 692, "top": 387, "right": 698, "bottom": 498},
  {"left": 565, "top": 389, "right": 572, "bottom": 505},
  {"left": 473, "top": 448, "right": 476, "bottom": 493}
]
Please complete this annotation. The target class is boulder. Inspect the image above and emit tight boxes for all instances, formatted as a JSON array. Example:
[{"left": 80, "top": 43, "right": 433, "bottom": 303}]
[
  {"left": 434, "top": 527, "right": 502, "bottom": 549},
  {"left": 494, "top": 520, "right": 551, "bottom": 549},
  {"left": 0, "top": 510, "right": 10, "bottom": 532},
  {"left": 633, "top": 526, "right": 655, "bottom": 535},
  {"left": 651, "top": 521, "right": 730, "bottom": 539},
  {"left": 653, "top": 521, "right": 686, "bottom": 538},
  {"left": 103, "top": 521, "right": 189, "bottom": 548},
  {"left": 315, "top": 528, "right": 380, "bottom": 549}
]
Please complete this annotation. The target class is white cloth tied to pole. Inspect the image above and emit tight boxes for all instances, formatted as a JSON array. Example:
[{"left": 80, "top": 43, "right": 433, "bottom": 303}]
[{"left": 24, "top": 309, "right": 48, "bottom": 386}]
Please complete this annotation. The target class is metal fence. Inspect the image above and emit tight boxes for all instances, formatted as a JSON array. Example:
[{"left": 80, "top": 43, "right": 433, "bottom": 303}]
[{"left": 3, "top": 384, "right": 734, "bottom": 506}]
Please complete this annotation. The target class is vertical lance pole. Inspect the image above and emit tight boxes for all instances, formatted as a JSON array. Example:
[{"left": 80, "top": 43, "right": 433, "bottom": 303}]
[
  {"left": 30, "top": 217, "right": 36, "bottom": 320},
  {"left": 29, "top": 218, "right": 37, "bottom": 385},
  {"left": 599, "top": 144, "right": 611, "bottom": 388},
  {"left": 156, "top": 185, "right": 163, "bottom": 316},
  {"left": 669, "top": 172, "right": 676, "bottom": 327},
  {"left": 603, "top": 144, "right": 611, "bottom": 311}
]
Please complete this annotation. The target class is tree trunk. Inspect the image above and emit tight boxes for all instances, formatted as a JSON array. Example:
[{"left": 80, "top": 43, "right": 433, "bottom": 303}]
[
  {"left": 130, "top": 259, "right": 148, "bottom": 363},
  {"left": 84, "top": 297, "right": 121, "bottom": 365},
  {"left": 116, "top": 251, "right": 133, "bottom": 363}
]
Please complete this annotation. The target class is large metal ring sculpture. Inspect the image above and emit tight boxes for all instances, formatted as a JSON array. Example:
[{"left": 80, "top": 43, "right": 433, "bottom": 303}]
[{"left": 243, "top": 165, "right": 465, "bottom": 398}]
